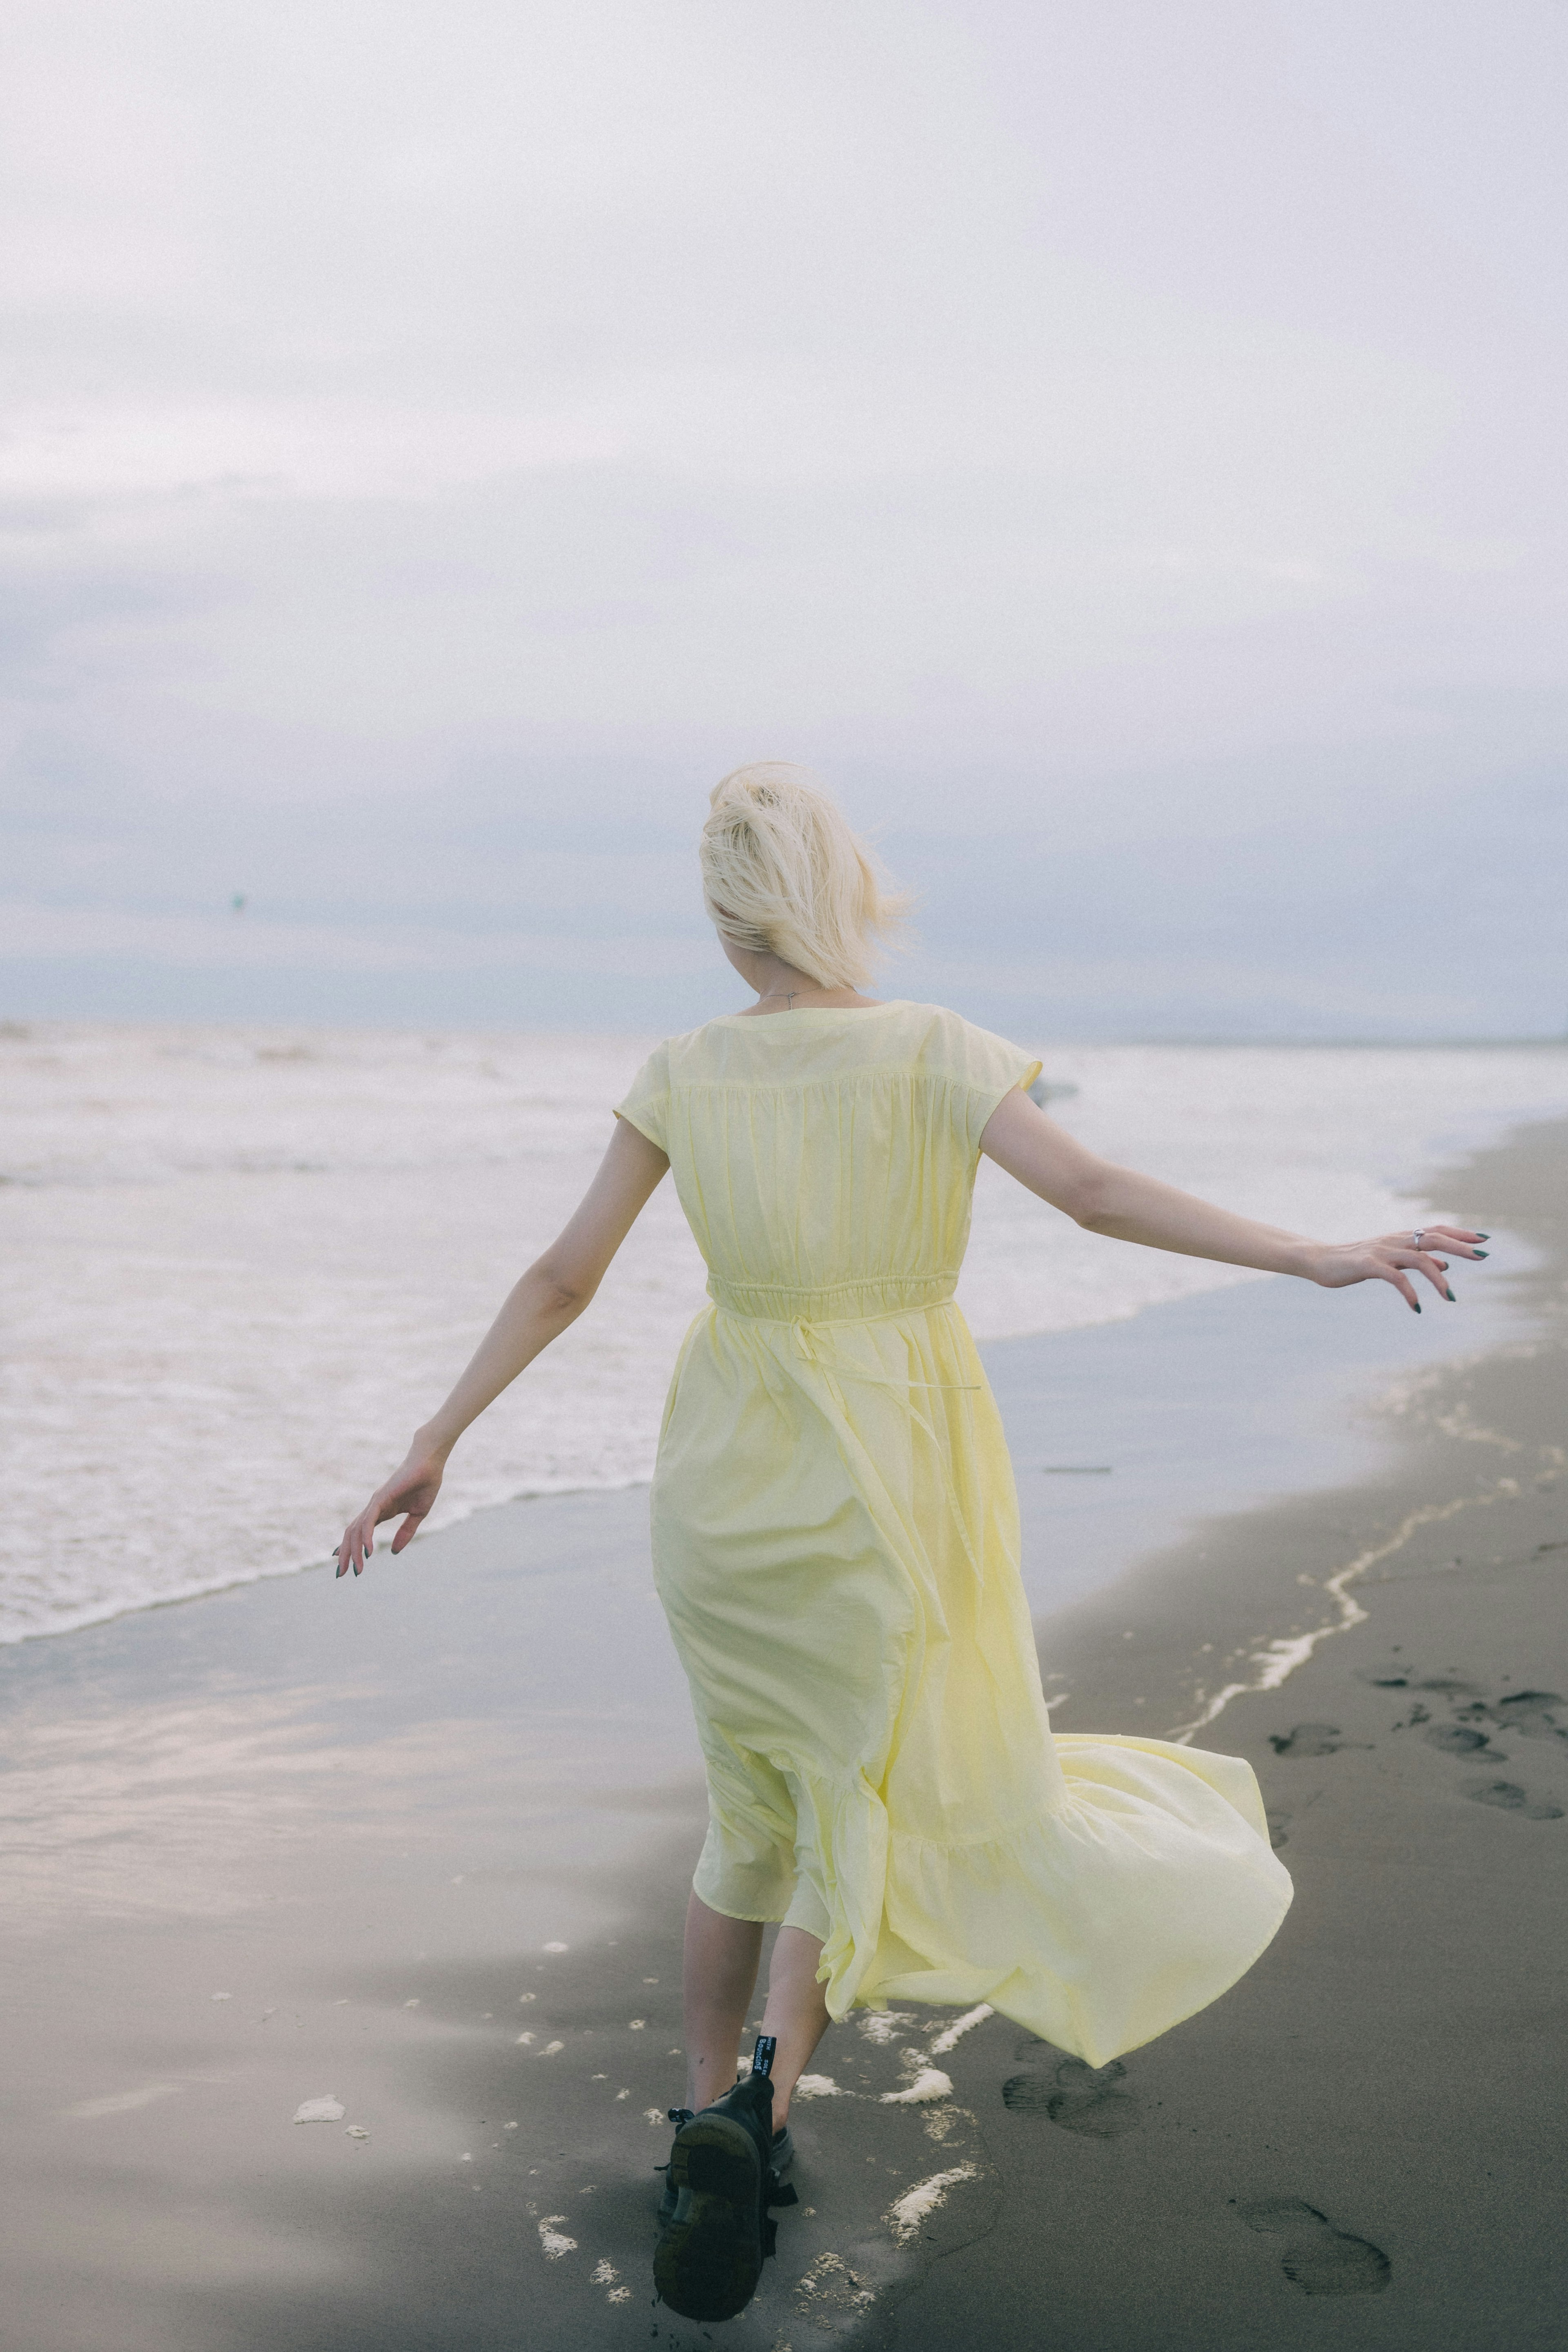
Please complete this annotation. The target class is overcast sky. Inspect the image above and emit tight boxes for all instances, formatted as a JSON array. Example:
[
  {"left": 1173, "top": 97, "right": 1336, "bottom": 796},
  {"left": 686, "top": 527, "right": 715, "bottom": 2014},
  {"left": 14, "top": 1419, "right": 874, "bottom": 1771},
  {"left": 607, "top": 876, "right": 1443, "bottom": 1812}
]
[{"left": 2, "top": 0, "right": 1565, "bottom": 1038}]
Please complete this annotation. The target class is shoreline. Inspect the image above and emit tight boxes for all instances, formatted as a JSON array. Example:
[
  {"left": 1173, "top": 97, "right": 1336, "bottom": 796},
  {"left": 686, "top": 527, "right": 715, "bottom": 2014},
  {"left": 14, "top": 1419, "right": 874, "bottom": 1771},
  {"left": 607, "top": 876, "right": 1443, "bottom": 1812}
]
[
  {"left": 1034, "top": 1115, "right": 1566, "bottom": 1748},
  {"left": 2, "top": 1105, "right": 1532, "bottom": 1659},
  {"left": 0, "top": 1120, "right": 1563, "bottom": 2348}
]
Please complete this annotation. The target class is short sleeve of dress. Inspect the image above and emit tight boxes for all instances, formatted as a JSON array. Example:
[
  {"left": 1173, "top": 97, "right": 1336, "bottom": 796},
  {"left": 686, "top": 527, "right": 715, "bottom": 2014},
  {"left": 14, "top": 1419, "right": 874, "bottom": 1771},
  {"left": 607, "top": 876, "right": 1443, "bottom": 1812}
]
[
  {"left": 949, "top": 1015, "right": 1044, "bottom": 1152},
  {"left": 613, "top": 1041, "right": 671, "bottom": 1154}
]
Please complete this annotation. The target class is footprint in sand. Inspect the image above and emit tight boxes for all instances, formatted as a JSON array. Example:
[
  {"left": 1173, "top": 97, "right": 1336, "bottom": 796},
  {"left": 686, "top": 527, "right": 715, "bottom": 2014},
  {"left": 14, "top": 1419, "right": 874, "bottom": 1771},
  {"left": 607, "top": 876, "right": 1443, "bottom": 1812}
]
[
  {"left": 1002, "top": 2056, "right": 1141, "bottom": 2138},
  {"left": 1268, "top": 1724, "right": 1357, "bottom": 1759},
  {"left": 1356, "top": 1661, "right": 1418, "bottom": 1688},
  {"left": 1489, "top": 1690, "right": 1566, "bottom": 1742},
  {"left": 1424, "top": 1724, "right": 1506, "bottom": 1760},
  {"left": 1464, "top": 1778, "right": 1565, "bottom": 1820},
  {"left": 1235, "top": 2197, "right": 1391, "bottom": 2296}
]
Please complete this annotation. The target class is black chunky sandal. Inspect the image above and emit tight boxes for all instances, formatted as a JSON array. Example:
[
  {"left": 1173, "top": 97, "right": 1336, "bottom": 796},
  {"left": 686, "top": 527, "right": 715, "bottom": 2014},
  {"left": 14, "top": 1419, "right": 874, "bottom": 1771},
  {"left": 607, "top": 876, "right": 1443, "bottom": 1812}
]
[{"left": 653, "top": 2035, "right": 797, "bottom": 2321}]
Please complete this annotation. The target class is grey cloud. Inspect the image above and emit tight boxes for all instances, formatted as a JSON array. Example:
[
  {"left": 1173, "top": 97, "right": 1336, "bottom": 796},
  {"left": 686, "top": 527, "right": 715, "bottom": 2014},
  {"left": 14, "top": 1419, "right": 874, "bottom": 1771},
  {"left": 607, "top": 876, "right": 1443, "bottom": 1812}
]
[{"left": 1, "top": 0, "right": 1564, "bottom": 1033}]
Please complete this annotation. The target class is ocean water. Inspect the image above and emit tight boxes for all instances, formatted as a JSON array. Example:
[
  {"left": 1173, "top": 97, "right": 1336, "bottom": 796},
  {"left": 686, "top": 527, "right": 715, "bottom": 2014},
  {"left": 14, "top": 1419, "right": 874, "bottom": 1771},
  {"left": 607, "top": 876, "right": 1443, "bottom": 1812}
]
[{"left": 3, "top": 1019, "right": 1566, "bottom": 1647}]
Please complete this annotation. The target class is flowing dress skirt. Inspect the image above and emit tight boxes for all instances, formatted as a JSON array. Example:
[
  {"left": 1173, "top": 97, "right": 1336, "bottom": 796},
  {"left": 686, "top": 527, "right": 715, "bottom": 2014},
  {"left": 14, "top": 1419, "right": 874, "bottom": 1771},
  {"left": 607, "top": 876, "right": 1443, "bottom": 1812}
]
[{"left": 651, "top": 1294, "right": 1292, "bottom": 2069}]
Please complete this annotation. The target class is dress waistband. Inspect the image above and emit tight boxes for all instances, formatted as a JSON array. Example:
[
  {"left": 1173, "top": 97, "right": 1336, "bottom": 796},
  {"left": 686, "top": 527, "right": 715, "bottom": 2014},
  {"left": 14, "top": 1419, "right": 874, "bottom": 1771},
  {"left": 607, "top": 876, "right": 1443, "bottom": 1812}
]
[
  {"left": 706, "top": 1274, "right": 958, "bottom": 1325},
  {"left": 713, "top": 1278, "right": 987, "bottom": 1590}
]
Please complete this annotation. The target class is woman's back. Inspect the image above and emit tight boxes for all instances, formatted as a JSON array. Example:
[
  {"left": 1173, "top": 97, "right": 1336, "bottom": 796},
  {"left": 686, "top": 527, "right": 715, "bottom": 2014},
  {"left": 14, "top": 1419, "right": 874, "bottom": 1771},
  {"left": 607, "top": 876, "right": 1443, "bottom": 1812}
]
[{"left": 616, "top": 1001, "right": 1039, "bottom": 1324}]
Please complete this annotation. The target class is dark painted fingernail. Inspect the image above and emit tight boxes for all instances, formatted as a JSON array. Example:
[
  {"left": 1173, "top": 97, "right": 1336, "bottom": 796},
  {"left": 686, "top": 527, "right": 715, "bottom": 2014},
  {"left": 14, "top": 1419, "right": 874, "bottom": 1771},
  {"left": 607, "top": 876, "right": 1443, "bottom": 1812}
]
[
  {"left": 1473, "top": 1248, "right": 1488, "bottom": 1258},
  {"left": 1475, "top": 1231, "right": 1489, "bottom": 1239},
  {"left": 1445, "top": 1287, "right": 1456, "bottom": 1302}
]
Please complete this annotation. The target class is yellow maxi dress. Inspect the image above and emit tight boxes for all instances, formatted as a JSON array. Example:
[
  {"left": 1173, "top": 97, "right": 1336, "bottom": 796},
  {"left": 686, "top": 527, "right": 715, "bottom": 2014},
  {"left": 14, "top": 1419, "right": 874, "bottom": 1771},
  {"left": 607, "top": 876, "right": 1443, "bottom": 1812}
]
[{"left": 616, "top": 1001, "right": 1292, "bottom": 2069}]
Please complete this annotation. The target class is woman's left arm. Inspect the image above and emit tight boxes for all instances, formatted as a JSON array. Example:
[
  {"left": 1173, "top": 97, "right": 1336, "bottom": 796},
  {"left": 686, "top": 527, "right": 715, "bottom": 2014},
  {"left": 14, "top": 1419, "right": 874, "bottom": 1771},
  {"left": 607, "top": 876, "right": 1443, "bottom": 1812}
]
[{"left": 979, "top": 1088, "right": 1486, "bottom": 1313}]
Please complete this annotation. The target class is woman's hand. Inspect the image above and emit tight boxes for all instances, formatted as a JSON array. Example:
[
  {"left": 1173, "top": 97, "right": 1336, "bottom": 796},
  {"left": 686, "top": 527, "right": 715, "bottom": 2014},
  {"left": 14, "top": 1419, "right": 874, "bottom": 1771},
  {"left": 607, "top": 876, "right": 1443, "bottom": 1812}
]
[
  {"left": 1306, "top": 1225, "right": 1488, "bottom": 1312},
  {"left": 334, "top": 1444, "right": 448, "bottom": 1577}
]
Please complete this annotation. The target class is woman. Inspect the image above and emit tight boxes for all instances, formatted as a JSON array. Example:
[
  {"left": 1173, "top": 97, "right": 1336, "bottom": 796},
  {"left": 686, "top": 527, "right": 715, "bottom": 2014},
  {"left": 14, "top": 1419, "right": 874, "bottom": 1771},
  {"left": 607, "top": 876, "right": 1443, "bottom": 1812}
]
[{"left": 335, "top": 766, "right": 1485, "bottom": 2323}]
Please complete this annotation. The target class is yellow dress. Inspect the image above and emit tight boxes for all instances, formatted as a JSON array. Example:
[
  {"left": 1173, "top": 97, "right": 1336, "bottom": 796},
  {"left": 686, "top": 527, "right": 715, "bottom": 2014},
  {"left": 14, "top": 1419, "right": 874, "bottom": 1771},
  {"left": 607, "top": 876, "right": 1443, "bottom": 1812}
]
[{"left": 616, "top": 1001, "right": 1292, "bottom": 2068}]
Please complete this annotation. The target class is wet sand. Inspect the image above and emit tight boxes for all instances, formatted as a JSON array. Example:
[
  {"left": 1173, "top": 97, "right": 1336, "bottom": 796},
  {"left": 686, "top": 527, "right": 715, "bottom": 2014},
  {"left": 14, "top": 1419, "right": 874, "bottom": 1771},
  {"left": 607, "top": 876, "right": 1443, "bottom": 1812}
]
[
  {"left": 905, "top": 1117, "right": 1568, "bottom": 2352},
  {"left": 1, "top": 1121, "right": 1563, "bottom": 2350}
]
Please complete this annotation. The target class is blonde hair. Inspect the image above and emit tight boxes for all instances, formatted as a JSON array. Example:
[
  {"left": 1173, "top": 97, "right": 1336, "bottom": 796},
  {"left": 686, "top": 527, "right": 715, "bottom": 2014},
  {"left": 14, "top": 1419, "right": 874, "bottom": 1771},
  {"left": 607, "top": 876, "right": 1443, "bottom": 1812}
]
[{"left": 700, "top": 764, "right": 909, "bottom": 989}]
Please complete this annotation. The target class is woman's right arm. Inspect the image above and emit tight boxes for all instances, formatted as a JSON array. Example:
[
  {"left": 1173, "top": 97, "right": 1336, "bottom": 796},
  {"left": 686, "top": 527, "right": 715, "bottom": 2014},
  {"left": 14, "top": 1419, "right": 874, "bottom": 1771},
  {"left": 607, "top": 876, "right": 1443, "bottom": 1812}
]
[{"left": 334, "top": 1116, "right": 670, "bottom": 1577}]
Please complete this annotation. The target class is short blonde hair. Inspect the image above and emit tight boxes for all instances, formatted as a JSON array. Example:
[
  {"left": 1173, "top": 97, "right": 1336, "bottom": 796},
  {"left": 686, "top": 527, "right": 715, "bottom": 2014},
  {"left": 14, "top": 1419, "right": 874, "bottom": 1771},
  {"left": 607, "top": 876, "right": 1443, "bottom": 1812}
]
[{"left": 700, "top": 764, "right": 909, "bottom": 989}]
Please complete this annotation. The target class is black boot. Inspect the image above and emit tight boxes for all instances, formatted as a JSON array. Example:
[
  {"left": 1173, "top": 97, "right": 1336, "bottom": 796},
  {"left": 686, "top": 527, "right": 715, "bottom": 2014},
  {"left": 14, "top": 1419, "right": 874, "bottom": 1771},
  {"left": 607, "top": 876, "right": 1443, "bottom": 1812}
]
[
  {"left": 655, "top": 2114, "right": 796, "bottom": 2227},
  {"left": 654, "top": 2109, "right": 695, "bottom": 2226},
  {"left": 654, "top": 2036, "right": 792, "bottom": 2321}
]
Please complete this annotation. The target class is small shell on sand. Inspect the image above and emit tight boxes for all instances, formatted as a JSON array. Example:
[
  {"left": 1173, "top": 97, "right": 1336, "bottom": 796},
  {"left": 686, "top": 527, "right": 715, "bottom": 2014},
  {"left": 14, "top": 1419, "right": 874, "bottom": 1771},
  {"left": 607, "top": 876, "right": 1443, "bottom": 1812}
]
[
  {"left": 293, "top": 2097, "right": 345, "bottom": 2124},
  {"left": 879, "top": 2069, "right": 953, "bottom": 2105}
]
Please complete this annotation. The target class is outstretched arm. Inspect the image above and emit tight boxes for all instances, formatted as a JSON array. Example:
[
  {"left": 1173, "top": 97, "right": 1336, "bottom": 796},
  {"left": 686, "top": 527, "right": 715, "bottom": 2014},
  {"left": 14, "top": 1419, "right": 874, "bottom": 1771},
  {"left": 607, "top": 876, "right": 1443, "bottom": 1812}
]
[
  {"left": 979, "top": 1088, "right": 1486, "bottom": 1311},
  {"left": 334, "top": 1116, "right": 670, "bottom": 1576}
]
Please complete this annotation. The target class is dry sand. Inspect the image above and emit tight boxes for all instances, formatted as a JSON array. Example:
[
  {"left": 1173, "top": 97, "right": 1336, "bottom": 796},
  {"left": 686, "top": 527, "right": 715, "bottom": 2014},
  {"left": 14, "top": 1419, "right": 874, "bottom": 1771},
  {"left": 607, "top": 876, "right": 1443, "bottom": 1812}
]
[{"left": 1, "top": 1121, "right": 1562, "bottom": 2350}]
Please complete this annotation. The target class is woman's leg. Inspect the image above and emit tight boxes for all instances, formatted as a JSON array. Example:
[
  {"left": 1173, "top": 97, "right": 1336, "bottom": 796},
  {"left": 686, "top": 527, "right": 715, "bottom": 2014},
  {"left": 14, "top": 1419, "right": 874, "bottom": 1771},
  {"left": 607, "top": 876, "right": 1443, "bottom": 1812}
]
[
  {"left": 683, "top": 1892, "right": 764, "bottom": 2111},
  {"left": 682, "top": 1898, "right": 832, "bottom": 2128},
  {"left": 757, "top": 1925, "right": 831, "bottom": 2129}
]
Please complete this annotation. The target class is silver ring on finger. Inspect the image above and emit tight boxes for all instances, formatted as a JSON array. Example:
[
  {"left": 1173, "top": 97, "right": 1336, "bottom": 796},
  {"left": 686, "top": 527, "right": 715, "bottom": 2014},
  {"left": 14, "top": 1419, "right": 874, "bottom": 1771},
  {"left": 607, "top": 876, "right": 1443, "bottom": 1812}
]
[{"left": 1411, "top": 1229, "right": 1425, "bottom": 1251}]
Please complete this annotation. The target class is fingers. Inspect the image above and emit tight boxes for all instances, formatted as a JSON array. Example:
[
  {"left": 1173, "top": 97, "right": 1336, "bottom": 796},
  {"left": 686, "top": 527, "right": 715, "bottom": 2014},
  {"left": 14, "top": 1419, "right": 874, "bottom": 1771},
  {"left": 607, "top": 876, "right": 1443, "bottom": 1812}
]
[
  {"left": 1385, "top": 1247, "right": 1451, "bottom": 1305},
  {"left": 1381, "top": 1226, "right": 1492, "bottom": 1309},
  {"left": 1321, "top": 1229, "right": 1490, "bottom": 1311},
  {"left": 1381, "top": 1264, "right": 1421, "bottom": 1312},
  {"left": 336, "top": 1483, "right": 432, "bottom": 1577},
  {"left": 334, "top": 1505, "right": 377, "bottom": 1578},
  {"left": 1414, "top": 1224, "right": 1489, "bottom": 1259},
  {"left": 1411, "top": 1249, "right": 1455, "bottom": 1303}
]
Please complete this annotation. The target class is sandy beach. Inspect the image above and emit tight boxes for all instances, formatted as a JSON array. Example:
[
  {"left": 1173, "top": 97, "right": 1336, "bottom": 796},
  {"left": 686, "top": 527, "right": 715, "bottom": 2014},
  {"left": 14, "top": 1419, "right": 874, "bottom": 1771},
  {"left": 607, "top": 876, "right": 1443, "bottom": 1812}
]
[{"left": 2, "top": 1117, "right": 1564, "bottom": 2351}]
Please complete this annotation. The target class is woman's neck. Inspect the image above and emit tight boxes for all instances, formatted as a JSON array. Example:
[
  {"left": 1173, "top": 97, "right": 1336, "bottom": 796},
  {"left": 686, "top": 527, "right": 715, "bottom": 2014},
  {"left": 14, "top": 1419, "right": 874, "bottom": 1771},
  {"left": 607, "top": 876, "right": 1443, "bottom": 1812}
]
[{"left": 739, "top": 977, "right": 880, "bottom": 1016}]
